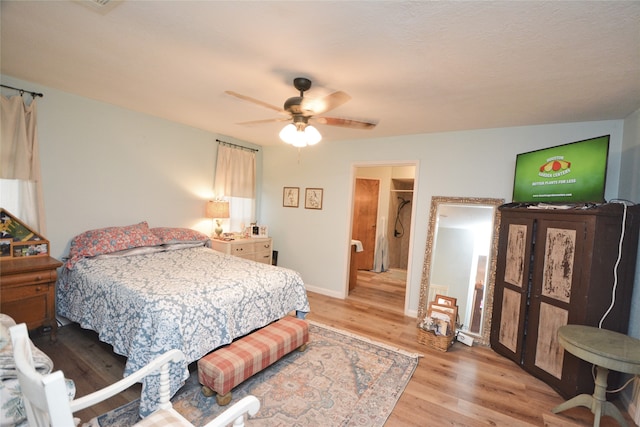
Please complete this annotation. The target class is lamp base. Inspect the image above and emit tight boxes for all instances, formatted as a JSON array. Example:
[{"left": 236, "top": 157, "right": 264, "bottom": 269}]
[{"left": 214, "top": 219, "right": 223, "bottom": 238}]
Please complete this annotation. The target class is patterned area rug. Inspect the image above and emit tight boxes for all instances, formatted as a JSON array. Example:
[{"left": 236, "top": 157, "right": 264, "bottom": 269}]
[{"left": 94, "top": 321, "right": 420, "bottom": 427}]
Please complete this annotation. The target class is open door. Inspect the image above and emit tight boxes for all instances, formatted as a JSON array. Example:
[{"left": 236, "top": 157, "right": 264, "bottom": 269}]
[{"left": 352, "top": 178, "right": 379, "bottom": 271}]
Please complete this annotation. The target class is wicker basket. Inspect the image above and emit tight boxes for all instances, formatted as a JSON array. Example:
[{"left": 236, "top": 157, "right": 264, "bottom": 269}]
[{"left": 417, "top": 328, "right": 454, "bottom": 352}]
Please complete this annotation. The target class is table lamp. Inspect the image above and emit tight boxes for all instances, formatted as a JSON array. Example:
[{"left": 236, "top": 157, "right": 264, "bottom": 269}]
[{"left": 206, "top": 200, "right": 230, "bottom": 238}]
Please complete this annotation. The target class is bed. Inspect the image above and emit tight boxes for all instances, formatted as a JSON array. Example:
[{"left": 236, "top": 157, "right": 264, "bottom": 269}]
[{"left": 56, "top": 222, "right": 310, "bottom": 416}]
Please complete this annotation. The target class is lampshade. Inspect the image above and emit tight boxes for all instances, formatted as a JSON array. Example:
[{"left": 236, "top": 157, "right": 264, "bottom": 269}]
[
  {"left": 279, "top": 123, "right": 322, "bottom": 147},
  {"left": 205, "top": 200, "right": 230, "bottom": 219}
]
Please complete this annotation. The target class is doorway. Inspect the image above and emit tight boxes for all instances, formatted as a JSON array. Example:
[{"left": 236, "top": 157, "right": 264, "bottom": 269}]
[{"left": 348, "top": 163, "right": 416, "bottom": 315}]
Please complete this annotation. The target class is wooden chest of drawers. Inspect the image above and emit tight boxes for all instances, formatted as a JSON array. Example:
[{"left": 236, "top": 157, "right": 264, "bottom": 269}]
[
  {"left": 0, "top": 256, "right": 62, "bottom": 339},
  {"left": 210, "top": 237, "right": 273, "bottom": 264}
]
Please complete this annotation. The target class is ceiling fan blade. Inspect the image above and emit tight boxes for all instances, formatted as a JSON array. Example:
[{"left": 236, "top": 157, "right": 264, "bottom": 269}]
[
  {"left": 301, "top": 91, "right": 351, "bottom": 115},
  {"left": 236, "top": 117, "right": 291, "bottom": 126},
  {"left": 314, "top": 116, "right": 378, "bottom": 129},
  {"left": 225, "top": 90, "right": 286, "bottom": 114}
]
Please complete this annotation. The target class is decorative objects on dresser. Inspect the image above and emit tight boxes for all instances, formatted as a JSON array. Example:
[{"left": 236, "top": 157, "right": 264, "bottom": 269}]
[
  {"left": 209, "top": 237, "right": 273, "bottom": 264},
  {"left": 490, "top": 203, "right": 640, "bottom": 399},
  {"left": 0, "top": 209, "right": 61, "bottom": 339},
  {"left": 0, "top": 208, "right": 49, "bottom": 259}
]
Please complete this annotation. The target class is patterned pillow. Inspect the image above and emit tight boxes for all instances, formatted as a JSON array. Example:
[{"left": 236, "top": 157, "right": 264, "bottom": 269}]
[
  {"left": 150, "top": 227, "right": 209, "bottom": 244},
  {"left": 65, "top": 222, "right": 161, "bottom": 269}
]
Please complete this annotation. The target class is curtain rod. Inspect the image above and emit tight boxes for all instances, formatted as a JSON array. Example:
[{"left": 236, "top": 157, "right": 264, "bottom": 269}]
[
  {"left": 0, "top": 84, "right": 44, "bottom": 98},
  {"left": 216, "top": 139, "right": 259, "bottom": 152}
]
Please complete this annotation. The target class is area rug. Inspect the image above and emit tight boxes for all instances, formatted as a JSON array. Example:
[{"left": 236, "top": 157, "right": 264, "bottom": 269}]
[{"left": 93, "top": 321, "right": 420, "bottom": 427}]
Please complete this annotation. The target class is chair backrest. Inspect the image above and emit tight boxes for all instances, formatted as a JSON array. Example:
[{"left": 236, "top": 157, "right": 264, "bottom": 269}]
[{"left": 10, "top": 323, "right": 76, "bottom": 427}]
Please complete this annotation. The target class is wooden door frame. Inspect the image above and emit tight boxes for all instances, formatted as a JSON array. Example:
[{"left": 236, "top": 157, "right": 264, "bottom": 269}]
[{"left": 345, "top": 160, "right": 419, "bottom": 317}]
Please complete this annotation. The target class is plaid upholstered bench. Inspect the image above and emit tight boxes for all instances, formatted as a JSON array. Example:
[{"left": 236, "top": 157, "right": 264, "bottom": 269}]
[{"left": 197, "top": 316, "right": 309, "bottom": 405}]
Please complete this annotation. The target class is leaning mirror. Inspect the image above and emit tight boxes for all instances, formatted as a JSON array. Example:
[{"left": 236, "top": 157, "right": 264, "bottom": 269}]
[{"left": 418, "top": 196, "right": 503, "bottom": 346}]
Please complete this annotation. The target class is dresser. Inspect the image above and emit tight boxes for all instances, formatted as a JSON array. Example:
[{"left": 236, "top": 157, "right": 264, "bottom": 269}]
[
  {"left": 210, "top": 237, "right": 273, "bottom": 265},
  {"left": 0, "top": 256, "right": 62, "bottom": 340},
  {"left": 490, "top": 204, "right": 640, "bottom": 398}
]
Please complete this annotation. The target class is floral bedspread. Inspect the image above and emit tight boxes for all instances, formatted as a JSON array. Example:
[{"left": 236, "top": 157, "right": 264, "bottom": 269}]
[{"left": 56, "top": 246, "right": 310, "bottom": 416}]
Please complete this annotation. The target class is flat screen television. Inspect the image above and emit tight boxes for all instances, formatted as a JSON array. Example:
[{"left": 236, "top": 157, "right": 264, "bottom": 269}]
[{"left": 512, "top": 135, "right": 609, "bottom": 204}]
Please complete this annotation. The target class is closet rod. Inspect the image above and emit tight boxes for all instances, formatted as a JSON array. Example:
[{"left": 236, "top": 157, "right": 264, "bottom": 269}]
[
  {"left": 216, "top": 139, "right": 259, "bottom": 152},
  {"left": 0, "top": 84, "right": 44, "bottom": 98}
]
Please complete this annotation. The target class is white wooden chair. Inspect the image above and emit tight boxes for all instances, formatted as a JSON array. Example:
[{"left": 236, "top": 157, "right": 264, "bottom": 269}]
[{"left": 9, "top": 323, "right": 260, "bottom": 427}]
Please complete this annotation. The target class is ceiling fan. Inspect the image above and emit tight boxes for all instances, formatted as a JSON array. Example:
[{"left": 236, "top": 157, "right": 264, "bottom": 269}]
[{"left": 225, "top": 77, "right": 378, "bottom": 147}]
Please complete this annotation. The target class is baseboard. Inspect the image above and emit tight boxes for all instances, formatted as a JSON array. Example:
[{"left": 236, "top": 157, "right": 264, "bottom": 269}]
[{"left": 304, "top": 284, "right": 344, "bottom": 299}]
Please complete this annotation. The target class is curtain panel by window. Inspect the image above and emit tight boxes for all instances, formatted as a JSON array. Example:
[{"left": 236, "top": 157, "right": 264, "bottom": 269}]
[
  {"left": 214, "top": 144, "right": 256, "bottom": 199},
  {"left": 214, "top": 144, "right": 256, "bottom": 232},
  {"left": 0, "top": 95, "right": 45, "bottom": 233}
]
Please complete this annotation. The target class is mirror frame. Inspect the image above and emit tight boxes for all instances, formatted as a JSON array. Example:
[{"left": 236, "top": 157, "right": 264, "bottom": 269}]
[{"left": 417, "top": 196, "right": 504, "bottom": 346}]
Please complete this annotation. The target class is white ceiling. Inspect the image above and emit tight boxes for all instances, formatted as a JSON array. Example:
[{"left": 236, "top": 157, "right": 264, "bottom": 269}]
[{"left": 2, "top": 0, "right": 639, "bottom": 147}]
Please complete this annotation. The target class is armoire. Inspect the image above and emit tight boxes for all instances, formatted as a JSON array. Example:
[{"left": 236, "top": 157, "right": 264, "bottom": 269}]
[{"left": 490, "top": 203, "right": 640, "bottom": 398}]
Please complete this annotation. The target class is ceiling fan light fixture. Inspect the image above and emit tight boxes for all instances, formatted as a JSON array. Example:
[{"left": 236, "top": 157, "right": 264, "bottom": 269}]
[
  {"left": 279, "top": 123, "right": 322, "bottom": 147},
  {"left": 305, "top": 125, "right": 321, "bottom": 145}
]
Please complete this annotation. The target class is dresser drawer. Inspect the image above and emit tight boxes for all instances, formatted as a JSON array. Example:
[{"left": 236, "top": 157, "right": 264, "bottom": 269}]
[
  {"left": 230, "top": 241, "right": 257, "bottom": 256},
  {"left": 1, "top": 269, "right": 57, "bottom": 287},
  {"left": 1, "top": 282, "right": 53, "bottom": 301},
  {"left": 210, "top": 238, "right": 273, "bottom": 265},
  {"left": 1, "top": 293, "right": 52, "bottom": 329},
  {"left": 0, "top": 255, "right": 62, "bottom": 339}
]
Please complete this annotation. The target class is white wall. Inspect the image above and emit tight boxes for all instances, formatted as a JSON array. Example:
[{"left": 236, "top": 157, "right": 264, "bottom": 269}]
[
  {"left": 1, "top": 76, "right": 261, "bottom": 260},
  {"left": 262, "top": 121, "right": 627, "bottom": 316}
]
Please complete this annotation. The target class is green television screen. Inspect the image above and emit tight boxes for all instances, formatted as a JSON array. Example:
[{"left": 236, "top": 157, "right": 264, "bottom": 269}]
[{"left": 512, "top": 135, "right": 609, "bottom": 204}]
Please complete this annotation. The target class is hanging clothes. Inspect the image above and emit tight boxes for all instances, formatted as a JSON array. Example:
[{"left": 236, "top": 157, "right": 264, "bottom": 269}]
[{"left": 373, "top": 217, "right": 389, "bottom": 272}]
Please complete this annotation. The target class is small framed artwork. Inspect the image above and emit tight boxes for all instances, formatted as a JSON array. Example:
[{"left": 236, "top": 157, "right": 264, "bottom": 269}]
[
  {"left": 283, "top": 187, "right": 299, "bottom": 208},
  {"left": 305, "top": 188, "right": 323, "bottom": 210},
  {"left": 435, "top": 294, "right": 457, "bottom": 307},
  {"left": 0, "top": 238, "right": 11, "bottom": 257}
]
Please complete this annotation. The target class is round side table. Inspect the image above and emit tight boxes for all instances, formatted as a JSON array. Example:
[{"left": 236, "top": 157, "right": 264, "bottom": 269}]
[{"left": 552, "top": 325, "right": 640, "bottom": 427}]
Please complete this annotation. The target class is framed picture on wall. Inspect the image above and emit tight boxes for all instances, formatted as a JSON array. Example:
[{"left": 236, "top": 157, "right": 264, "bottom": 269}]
[
  {"left": 305, "top": 188, "right": 323, "bottom": 210},
  {"left": 283, "top": 187, "right": 299, "bottom": 207}
]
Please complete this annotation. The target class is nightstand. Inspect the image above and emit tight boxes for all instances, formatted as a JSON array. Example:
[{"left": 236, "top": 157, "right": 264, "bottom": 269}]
[
  {"left": 0, "top": 256, "right": 62, "bottom": 340},
  {"left": 210, "top": 237, "right": 273, "bottom": 265}
]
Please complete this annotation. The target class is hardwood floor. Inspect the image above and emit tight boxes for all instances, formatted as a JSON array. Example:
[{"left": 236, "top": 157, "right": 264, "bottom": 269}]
[{"left": 31, "top": 270, "right": 635, "bottom": 426}]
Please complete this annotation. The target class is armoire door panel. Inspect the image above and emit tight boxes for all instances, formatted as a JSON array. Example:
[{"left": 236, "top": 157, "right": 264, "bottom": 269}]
[
  {"left": 498, "top": 287, "right": 522, "bottom": 353},
  {"left": 524, "top": 219, "right": 587, "bottom": 393},
  {"left": 490, "top": 216, "right": 535, "bottom": 363},
  {"left": 533, "top": 302, "right": 568, "bottom": 379}
]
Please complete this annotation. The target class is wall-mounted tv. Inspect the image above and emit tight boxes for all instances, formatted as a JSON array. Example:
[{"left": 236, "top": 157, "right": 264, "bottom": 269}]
[{"left": 512, "top": 135, "right": 609, "bottom": 204}]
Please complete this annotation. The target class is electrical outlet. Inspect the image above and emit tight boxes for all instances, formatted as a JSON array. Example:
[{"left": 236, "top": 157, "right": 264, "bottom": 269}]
[{"left": 457, "top": 332, "right": 474, "bottom": 347}]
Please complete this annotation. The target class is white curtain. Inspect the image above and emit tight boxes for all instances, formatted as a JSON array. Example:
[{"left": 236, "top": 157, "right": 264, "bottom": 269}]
[
  {"left": 0, "top": 95, "right": 45, "bottom": 233},
  {"left": 214, "top": 143, "right": 256, "bottom": 232}
]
